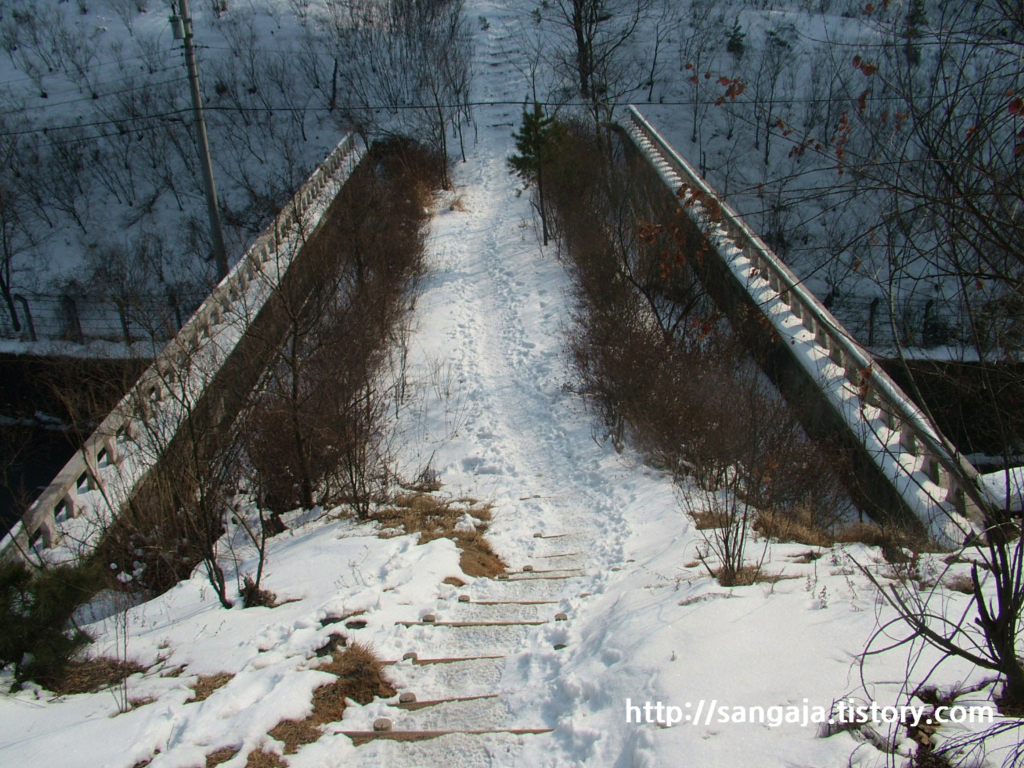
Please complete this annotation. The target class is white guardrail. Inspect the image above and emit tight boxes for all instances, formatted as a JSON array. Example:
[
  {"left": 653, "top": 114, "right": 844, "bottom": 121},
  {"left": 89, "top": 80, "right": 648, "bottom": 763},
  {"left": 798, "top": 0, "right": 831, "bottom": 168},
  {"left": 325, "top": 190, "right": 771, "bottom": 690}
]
[
  {"left": 622, "top": 106, "right": 992, "bottom": 542},
  {"left": 1, "top": 133, "right": 367, "bottom": 563}
]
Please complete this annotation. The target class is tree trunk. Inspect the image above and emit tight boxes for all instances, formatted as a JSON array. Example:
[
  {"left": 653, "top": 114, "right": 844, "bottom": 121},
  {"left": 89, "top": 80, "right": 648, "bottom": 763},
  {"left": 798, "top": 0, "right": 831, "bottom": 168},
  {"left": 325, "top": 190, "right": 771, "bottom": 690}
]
[{"left": 0, "top": 276, "right": 21, "bottom": 332}]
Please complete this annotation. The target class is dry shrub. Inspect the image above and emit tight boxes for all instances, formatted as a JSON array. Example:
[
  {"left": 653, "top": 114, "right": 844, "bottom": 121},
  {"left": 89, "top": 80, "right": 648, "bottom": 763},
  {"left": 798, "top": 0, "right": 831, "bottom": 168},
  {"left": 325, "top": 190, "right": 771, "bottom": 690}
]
[
  {"left": 548, "top": 121, "right": 857, "bottom": 567},
  {"left": 188, "top": 672, "right": 233, "bottom": 703},
  {"left": 713, "top": 564, "right": 760, "bottom": 587},
  {"left": 241, "top": 576, "right": 277, "bottom": 609},
  {"left": 268, "top": 643, "right": 396, "bottom": 754},
  {"left": 246, "top": 139, "right": 438, "bottom": 517},
  {"left": 376, "top": 492, "right": 505, "bottom": 578},
  {"left": 56, "top": 658, "right": 147, "bottom": 695}
]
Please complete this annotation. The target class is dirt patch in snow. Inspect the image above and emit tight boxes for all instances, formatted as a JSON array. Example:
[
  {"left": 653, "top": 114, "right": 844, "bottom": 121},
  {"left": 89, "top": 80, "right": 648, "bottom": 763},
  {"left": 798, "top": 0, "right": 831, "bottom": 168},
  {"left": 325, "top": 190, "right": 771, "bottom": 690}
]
[
  {"left": 268, "top": 642, "right": 396, "bottom": 754},
  {"left": 376, "top": 491, "right": 506, "bottom": 578}
]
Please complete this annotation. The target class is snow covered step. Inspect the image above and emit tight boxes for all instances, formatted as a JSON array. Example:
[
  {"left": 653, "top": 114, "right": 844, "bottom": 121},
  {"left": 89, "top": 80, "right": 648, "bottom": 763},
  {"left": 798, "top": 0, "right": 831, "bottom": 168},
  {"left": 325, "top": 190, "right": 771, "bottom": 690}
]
[
  {"left": 467, "top": 576, "right": 567, "bottom": 601},
  {"left": 398, "top": 619, "right": 549, "bottom": 628},
  {"left": 386, "top": 656, "right": 506, "bottom": 700},
  {"left": 395, "top": 622, "right": 537, "bottom": 656},
  {"left": 443, "top": 601, "right": 547, "bottom": 622},
  {"left": 344, "top": 730, "right": 543, "bottom": 765},
  {"left": 390, "top": 695, "right": 515, "bottom": 730},
  {"left": 532, "top": 551, "right": 584, "bottom": 562},
  {"left": 501, "top": 567, "right": 584, "bottom": 577}
]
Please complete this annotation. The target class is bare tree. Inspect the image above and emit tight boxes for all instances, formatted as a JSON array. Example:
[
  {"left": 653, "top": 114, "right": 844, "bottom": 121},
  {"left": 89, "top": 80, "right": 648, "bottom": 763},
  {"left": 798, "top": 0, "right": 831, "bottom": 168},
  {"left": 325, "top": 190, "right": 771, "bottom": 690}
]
[{"left": 542, "top": 0, "right": 651, "bottom": 121}]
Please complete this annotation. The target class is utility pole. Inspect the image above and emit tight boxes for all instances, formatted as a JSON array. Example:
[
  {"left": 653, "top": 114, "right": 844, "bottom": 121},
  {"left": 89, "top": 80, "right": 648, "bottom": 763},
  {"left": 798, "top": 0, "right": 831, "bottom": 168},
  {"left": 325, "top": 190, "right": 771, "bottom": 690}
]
[{"left": 173, "top": 0, "right": 228, "bottom": 280}]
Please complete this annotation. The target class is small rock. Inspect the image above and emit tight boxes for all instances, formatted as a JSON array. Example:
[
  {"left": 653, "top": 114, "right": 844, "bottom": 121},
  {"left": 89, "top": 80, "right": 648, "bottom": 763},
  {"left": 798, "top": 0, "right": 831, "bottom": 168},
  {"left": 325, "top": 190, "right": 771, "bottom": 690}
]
[
  {"left": 611, "top": 566, "right": 621, "bottom": 572},
  {"left": 402, "top": 652, "right": 418, "bottom": 661},
  {"left": 533, "top": 532, "right": 543, "bottom": 538},
  {"left": 555, "top": 612, "right": 568, "bottom": 622},
  {"left": 522, "top": 565, "right": 534, "bottom": 572},
  {"left": 399, "top": 691, "right": 417, "bottom": 703},
  {"left": 373, "top": 718, "right": 393, "bottom": 731},
  {"left": 458, "top": 594, "right": 471, "bottom": 603},
  {"left": 422, "top": 614, "right": 436, "bottom": 623},
  {"left": 497, "top": 574, "right": 509, "bottom": 581},
  {"left": 553, "top": 643, "right": 567, "bottom": 650}
]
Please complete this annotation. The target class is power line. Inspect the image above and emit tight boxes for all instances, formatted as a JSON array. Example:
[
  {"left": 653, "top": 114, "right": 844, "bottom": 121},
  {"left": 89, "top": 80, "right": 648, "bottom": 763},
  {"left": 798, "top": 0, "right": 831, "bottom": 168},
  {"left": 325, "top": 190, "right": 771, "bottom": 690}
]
[
  {"left": 0, "top": 48, "right": 179, "bottom": 91},
  {"left": 5, "top": 75, "right": 188, "bottom": 113}
]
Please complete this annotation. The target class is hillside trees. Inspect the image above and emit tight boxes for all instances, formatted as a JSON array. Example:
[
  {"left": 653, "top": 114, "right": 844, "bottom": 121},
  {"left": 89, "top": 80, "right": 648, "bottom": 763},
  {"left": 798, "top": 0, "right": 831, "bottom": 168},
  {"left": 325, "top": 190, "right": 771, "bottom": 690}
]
[
  {"left": 338, "top": 0, "right": 473, "bottom": 188},
  {"left": 831, "top": 0, "right": 1024, "bottom": 714},
  {"left": 0, "top": 0, "right": 477, "bottom": 343},
  {"left": 540, "top": 0, "right": 652, "bottom": 121},
  {"left": 677, "top": 1, "right": 721, "bottom": 147}
]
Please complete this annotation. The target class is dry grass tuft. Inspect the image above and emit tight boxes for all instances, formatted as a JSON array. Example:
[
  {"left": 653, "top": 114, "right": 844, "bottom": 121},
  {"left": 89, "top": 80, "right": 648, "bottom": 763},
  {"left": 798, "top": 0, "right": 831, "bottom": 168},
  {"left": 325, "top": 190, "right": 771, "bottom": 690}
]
[
  {"left": 56, "top": 658, "right": 147, "bottom": 695},
  {"left": 188, "top": 673, "right": 234, "bottom": 703},
  {"left": 376, "top": 492, "right": 505, "bottom": 578},
  {"left": 206, "top": 747, "right": 239, "bottom": 767},
  {"left": 832, "top": 522, "right": 887, "bottom": 547},
  {"left": 268, "top": 718, "right": 321, "bottom": 756},
  {"left": 245, "top": 748, "right": 288, "bottom": 767},
  {"left": 268, "top": 643, "right": 396, "bottom": 754},
  {"left": 712, "top": 564, "right": 795, "bottom": 587},
  {"left": 241, "top": 576, "right": 278, "bottom": 608},
  {"left": 689, "top": 510, "right": 733, "bottom": 530},
  {"left": 754, "top": 507, "right": 834, "bottom": 547}
]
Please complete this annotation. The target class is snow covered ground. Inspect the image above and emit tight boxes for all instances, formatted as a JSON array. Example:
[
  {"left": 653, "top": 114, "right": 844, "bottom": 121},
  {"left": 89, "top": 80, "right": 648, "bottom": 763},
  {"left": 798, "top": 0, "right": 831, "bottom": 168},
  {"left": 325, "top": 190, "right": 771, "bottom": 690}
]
[{"left": 0, "top": 1, "right": 1020, "bottom": 767}]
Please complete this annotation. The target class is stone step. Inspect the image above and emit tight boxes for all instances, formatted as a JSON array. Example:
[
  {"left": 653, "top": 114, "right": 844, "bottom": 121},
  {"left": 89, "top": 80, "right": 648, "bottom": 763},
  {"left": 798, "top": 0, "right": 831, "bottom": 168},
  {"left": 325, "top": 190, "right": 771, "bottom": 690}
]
[
  {"left": 395, "top": 694, "right": 499, "bottom": 711},
  {"left": 398, "top": 619, "right": 550, "bottom": 628},
  {"left": 344, "top": 728, "right": 554, "bottom": 744}
]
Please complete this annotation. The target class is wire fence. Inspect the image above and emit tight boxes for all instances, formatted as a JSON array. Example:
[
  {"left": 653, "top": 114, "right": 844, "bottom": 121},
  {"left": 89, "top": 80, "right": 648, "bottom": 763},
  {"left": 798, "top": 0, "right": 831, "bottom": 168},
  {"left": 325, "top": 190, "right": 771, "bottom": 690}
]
[
  {"left": 830, "top": 293, "right": 1022, "bottom": 354},
  {"left": 828, "top": 294, "right": 969, "bottom": 351},
  {"left": 0, "top": 288, "right": 210, "bottom": 344}
]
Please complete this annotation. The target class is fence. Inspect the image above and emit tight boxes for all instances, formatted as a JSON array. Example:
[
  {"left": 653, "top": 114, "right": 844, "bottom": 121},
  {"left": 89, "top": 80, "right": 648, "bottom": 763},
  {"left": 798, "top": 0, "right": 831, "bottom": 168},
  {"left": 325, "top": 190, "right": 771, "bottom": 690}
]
[
  {"left": 621, "top": 105, "right": 992, "bottom": 541},
  {"left": 0, "top": 289, "right": 209, "bottom": 344}
]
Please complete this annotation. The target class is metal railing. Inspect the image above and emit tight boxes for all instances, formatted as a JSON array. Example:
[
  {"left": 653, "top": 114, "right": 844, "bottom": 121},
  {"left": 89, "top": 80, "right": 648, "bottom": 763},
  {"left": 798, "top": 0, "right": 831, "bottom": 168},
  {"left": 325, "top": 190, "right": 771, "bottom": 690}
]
[
  {"left": 622, "top": 106, "right": 991, "bottom": 534},
  {"left": 0, "top": 133, "right": 365, "bottom": 562}
]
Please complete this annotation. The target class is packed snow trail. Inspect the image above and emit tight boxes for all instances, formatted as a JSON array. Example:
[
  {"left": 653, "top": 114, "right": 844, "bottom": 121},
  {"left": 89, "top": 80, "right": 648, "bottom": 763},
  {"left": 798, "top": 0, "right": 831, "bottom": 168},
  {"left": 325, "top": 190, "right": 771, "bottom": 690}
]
[{"left": 323, "top": 1, "right": 668, "bottom": 763}]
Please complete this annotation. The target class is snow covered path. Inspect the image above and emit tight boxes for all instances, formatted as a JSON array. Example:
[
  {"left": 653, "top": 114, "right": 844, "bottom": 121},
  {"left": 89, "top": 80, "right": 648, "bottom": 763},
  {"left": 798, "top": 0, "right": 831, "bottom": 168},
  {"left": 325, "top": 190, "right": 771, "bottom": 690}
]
[{"left": 343, "top": 2, "right": 673, "bottom": 762}]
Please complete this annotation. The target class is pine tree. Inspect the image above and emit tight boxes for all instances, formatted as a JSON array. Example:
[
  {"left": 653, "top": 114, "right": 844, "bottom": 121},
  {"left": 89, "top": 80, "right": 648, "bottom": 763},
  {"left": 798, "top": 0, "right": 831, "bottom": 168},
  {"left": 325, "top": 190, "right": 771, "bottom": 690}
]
[
  {"left": 905, "top": 0, "right": 927, "bottom": 65},
  {"left": 508, "top": 102, "right": 560, "bottom": 246},
  {"left": 726, "top": 19, "right": 745, "bottom": 59}
]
